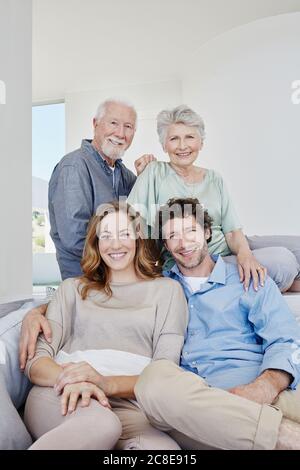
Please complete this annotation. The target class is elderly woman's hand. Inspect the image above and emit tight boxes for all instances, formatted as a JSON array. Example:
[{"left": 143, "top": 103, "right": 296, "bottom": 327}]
[
  {"left": 236, "top": 250, "right": 267, "bottom": 291},
  {"left": 134, "top": 154, "right": 157, "bottom": 175}
]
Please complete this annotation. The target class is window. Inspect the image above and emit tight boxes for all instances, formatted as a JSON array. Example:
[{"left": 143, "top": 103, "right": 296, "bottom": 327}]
[
  {"left": 32, "top": 103, "right": 65, "bottom": 288},
  {"left": 32, "top": 103, "right": 65, "bottom": 254}
]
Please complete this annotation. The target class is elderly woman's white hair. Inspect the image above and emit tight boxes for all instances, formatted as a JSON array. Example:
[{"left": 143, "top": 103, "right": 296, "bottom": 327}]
[
  {"left": 94, "top": 98, "right": 137, "bottom": 127},
  {"left": 157, "top": 105, "right": 205, "bottom": 147}
]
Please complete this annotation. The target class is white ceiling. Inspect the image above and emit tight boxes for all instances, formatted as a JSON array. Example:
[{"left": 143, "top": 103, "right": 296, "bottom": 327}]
[{"left": 32, "top": 0, "right": 300, "bottom": 103}]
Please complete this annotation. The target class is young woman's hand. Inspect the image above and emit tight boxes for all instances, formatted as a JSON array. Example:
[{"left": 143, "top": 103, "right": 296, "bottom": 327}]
[
  {"left": 236, "top": 250, "right": 267, "bottom": 291},
  {"left": 54, "top": 361, "right": 105, "bottom": 394},
  {"left": 60, "top": 381, "right": 111, "bottom": 416}
]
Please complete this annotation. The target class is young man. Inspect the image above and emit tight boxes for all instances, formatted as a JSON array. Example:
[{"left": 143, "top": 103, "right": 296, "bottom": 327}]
[{"left": 135, "top": 197, "right": 300, "bottom": 450}]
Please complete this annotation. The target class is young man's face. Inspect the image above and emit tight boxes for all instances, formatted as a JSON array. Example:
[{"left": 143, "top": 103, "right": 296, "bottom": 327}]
[{"left": 164, "top": 215, "right": 210, "bottom": 270}]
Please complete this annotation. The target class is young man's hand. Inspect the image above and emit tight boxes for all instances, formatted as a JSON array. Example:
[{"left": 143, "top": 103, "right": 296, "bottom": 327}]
[
  {"left": 19, "top": 303, "right": 50, "bottom": 369},
  {"left": 229, "top": 369, "right": 292, "bottom": 404}
]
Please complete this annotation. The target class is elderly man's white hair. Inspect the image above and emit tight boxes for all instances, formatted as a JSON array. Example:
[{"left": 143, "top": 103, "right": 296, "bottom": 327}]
[
  {"left": 157, "top": 104, "right": 205, "bottom": 147},
  {"left": 94, "top": 98, "right": 137, "bottom": 127}
]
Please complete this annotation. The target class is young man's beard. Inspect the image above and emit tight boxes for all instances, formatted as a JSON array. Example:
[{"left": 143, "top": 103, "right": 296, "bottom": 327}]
[{"left": 175, "top": 243, "right": 208, "bottom": 271}]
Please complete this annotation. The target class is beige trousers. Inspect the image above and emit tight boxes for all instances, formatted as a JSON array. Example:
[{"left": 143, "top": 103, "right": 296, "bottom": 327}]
[
  {"left": 24, "top": 385, "right": 180, "bottom": 450},
  {"left": 134, "top": 360, "right": 285, "bottom": 450},
  {"left": 273, "top": 387, "right": 300, "bottom": 424}
]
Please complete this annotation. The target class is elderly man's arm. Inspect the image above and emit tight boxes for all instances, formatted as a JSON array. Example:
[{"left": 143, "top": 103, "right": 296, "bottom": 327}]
[{"left": 51, "top": 164, "right": 93, "bottom": 264}]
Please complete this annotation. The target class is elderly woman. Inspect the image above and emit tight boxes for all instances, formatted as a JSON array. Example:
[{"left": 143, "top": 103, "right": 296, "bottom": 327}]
[{"left": 128, "top": 105, "right": 300, "bottom": 292}]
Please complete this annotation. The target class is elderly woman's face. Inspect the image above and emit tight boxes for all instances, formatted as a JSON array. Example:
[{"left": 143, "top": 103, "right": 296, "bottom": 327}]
[{"left": 164, "top": 123, "right": 202, "bottom": 168}]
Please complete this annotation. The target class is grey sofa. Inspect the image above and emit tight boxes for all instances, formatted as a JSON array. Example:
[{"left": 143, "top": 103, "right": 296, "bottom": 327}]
[
  {"left": 1, "top": 295, "right": 300, "bottom": 450},
  {"left": 0, "top": 300, "right": 37, "bottom": 449}
]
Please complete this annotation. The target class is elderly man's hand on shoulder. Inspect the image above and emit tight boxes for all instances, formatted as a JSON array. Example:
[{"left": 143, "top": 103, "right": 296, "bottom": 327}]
[{"left": 134, "top": 154, "right": 156, "bottom": 175}]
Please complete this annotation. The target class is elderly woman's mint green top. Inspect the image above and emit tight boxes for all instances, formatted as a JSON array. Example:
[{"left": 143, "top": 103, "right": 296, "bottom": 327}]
[{"left": 127, "top": 161, "right": 242, "bottom": 256}]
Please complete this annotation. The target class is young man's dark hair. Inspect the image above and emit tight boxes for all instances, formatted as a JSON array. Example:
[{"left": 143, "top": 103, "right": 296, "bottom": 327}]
[{"left": 154, "top": 197, "right": 213, "bottom": 243}]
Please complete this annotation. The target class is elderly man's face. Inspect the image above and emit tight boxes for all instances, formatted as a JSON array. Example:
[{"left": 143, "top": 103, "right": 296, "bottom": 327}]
[{"left": 93, "top": 102, "right": 136, "bottom": 160}]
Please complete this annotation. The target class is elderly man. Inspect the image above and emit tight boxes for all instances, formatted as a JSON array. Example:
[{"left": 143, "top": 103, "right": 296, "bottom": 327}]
[
  {"left": 19, "top": 98, "right": 155, "bottom": 368},
  {"left": 50, "top": 99, "right": 136, "bottom": 280},
  {"left": 134, "top": 197, "right": 300, "bottom": 449}
]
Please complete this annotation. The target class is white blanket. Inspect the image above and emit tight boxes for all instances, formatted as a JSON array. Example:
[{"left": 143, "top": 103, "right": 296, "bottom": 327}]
[{"left": 56, "top": 349, "right": 151, "bottom": 376}]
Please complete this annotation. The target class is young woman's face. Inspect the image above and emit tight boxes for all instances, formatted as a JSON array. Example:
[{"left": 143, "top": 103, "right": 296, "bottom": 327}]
[{"left": 98, "top": 211, "right": 137, "bottom": 273}]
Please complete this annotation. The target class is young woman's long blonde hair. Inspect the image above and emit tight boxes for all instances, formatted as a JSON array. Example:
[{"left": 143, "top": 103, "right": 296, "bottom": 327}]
[{"left": 78, "top": 200, "right": 162, "bottom": 299}]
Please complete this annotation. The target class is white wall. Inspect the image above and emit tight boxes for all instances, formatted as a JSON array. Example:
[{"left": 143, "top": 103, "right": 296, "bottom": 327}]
[
  {"left": 32, "top": 0, "right": 300, "bottom": 103},
  {"left": 0, "top": 0, "right": 32, "bottom": 303},
  {"left": 65, "top": 80, "right": 183, "bottom": 171},
  {"left": 183, "top": 12, "right": 300, "bottom": 235},
  {"left": 65, "top": 14, "right": 300, "bottom": 235}
]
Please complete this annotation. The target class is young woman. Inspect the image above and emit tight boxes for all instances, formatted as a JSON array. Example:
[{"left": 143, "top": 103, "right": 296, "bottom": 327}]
[{"left": 24, "top": 201, "right": 188, "bottom": 450}]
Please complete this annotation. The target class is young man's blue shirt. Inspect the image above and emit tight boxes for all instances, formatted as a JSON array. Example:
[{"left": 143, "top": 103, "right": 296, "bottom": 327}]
[{"left": 164, "top": 256, "right": 300, "bottom": 390}]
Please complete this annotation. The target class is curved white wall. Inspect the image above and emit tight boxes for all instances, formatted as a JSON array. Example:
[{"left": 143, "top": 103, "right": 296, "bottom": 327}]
[{"left": 183, "top": 13, "right": 300, "bottom": 235}]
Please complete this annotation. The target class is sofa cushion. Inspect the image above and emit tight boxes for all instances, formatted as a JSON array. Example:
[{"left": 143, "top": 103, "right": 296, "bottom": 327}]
[
  {"left": 0, "top": 301, "right": 35, "bottom": 409},
  {"left": 284, "top": 294, "right": 300, "bottom": 322},
  {"left": 0, "top": 367, "right": 32, "bottom": 449}
]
